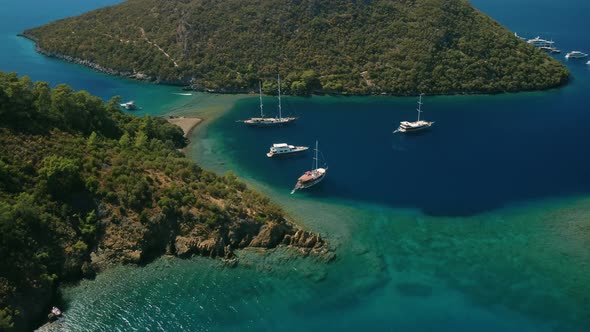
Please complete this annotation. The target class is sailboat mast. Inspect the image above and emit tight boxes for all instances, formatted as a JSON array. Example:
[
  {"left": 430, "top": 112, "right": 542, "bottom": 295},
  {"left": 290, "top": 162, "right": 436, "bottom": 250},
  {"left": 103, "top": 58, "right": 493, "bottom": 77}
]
[
  {"left": 314, "top": 140, "right": 318, "bottom": 170},
  {"left": 278, "top": 74, "right": 282, "bottom": 120},
  {"left": 259, "top": 81, "right": 264, "bottom": 117},
  {"left": 417, "top": 93, "right": 423, "bottom": 122}
]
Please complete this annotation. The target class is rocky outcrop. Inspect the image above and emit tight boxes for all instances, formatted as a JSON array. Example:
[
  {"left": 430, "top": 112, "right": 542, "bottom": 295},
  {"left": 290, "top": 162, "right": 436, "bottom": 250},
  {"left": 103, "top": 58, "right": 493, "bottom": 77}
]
[
  {"left": 173, "top": 235, "right": 226, "bottom": 258},
  {"left": 172, "top": 217, "right": 334, "bottom": 264},
  {"left": 88, "top": 211, "right": 333, "bottom": 273},
  {"left": 250, "top": 222, "right": 289, "bottom": 248}
]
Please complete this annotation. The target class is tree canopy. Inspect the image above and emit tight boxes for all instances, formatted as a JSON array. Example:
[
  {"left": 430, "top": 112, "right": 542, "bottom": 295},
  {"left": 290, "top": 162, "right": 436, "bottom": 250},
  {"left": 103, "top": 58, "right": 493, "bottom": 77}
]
[
  {"left": 23, "top": 0, "right": 569, "bottom": 96},
  {"left": 0, "top": 72, "right": 295, "bottom": 331}
]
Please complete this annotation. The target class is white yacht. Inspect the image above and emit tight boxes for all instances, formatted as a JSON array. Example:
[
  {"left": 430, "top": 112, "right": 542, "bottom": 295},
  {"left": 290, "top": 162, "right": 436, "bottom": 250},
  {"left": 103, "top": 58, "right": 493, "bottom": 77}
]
[
  {"left": 120, "top": 100, "right": 137, "bottom": 110},
  {"left": 291, "top": 141, "right": 327, "bottom": 194},
  {"left": 565, "top": 51, "right": 588, "bottom": 59},
  {"left": 586, "top": 60, "right": 590, "bottom": 65},
  {"left": 393, "top": 94, "right": 434, "bottom": 133},
  {"left": 527, "top": 36, "right": 554, "bottom": 47},
  {"left": 540, "top": 45, "right": 561, "bottom": 53},
  {"left": 266, "top": 143, "right": 308, "bottom": 157},
  {"left": 242, "top": 76, "right": 298, "bottom": 126}
]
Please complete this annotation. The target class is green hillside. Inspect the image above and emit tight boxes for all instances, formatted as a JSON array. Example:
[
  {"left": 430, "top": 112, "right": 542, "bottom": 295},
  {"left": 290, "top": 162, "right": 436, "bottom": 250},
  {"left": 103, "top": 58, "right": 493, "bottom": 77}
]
[
  {"left": 0, "top": 72, "right": 327, "bottom": 331},
  {"left": 23, "top": 0, "right": 568, "bottom": 95}
]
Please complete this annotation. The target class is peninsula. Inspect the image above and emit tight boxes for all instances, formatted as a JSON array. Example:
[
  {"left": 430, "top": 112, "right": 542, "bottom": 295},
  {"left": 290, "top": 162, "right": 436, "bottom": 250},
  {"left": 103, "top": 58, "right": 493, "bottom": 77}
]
[
  {"left": 0, "top": 72, "right": 330, "bottom": 331},
  {"left": 21, "top": 0, "right": 569, "bottom": 96}
]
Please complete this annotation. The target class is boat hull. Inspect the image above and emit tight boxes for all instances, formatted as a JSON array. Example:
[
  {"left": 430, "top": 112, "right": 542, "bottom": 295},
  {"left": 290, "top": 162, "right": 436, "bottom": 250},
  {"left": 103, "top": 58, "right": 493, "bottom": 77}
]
[
  {"left": 243, "top": 117, "right": 298, "bottom": 127},
  {"left": 267, "top": 147, "right": 308, "bottom": 158},
  {"left": 297, "top": 173, "right": 326, "bottom": 189},
  {"left": 394, "top": 122, "right": 434, "bottom": 133},
  {"left": 291, "top": 168, "right": 327, "bottom": 193}
]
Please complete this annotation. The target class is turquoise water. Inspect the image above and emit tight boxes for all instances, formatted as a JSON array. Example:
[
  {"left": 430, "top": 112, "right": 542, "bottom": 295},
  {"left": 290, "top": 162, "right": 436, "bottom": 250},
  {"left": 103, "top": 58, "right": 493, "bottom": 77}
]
[
  {"left": 0, "top": 0, "right": 215, "bottom": 117},
  {"left": 2, "top": 1, "right": 590, "bottom": 331}
]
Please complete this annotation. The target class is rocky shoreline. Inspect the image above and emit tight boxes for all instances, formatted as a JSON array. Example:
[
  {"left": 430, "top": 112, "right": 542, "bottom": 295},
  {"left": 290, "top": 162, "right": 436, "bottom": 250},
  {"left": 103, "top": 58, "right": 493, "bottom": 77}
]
[
  {"left": 18, "top": 33, "right": 190, "bottom": 86},
  {"left": 90, "top": 209, "right": 334, "bottom": 274},
  {"left": 33, "top": 216, "right": 334, "bottom": 331}
]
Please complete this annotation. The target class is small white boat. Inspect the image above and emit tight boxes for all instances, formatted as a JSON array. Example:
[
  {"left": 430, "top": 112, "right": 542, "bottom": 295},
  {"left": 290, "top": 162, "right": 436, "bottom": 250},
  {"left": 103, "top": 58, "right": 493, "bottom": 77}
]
[
  {"left": 565, "top": 51, "right": 588, "bottom": 59},
  {"left": 266, "top": 143, "right": 308, "bottom": 157},
  {"left": 48, "top": 306, "right": 62, "bottom": 321},
  {"left": 120, "top": 100, "right": 137, "bottom": 110},
  {"left": 291, "top": 141, "right": 327, "bottom": 194},
  {"left": 587, "top": 60, "right": 590, "bottom": 65},
  {"left": 393, "top": 94, "right": 434, "bottom": 134},
  {"left": 51, "top": 307, "right": 62, "bottom": 316}
]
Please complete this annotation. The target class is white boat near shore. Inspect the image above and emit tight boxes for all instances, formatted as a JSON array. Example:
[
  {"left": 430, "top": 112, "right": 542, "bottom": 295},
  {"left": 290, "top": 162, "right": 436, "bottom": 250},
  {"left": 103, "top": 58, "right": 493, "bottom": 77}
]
[
  {"left": 527, "top": 36, "right": 554, "bottom": 47},
  {"left": 120, "top": 100, "right": 138, "bottom": 110}
]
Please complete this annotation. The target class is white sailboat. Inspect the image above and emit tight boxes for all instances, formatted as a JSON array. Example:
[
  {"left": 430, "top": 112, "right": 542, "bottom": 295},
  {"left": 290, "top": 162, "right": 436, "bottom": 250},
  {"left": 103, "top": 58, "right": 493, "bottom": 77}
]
[
  {"left": 242, "top": 75, "right": 297, "bottom": 126},
  {"left": 393, "top": 94, "right": 434, "bottom": 133},
  {"left": 291, "top": 140, "right": 327, "bottom": 194}
]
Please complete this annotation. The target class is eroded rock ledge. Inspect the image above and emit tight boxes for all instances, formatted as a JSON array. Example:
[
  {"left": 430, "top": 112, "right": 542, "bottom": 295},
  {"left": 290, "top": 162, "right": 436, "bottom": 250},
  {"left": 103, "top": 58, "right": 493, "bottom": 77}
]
[{"left": 89, "top": 209, "right": 334, "bottom": 273}]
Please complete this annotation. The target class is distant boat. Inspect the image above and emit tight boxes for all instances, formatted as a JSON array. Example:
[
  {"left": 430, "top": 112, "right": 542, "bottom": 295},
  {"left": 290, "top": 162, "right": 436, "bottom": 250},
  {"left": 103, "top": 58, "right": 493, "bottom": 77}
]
[
  {"left": 393, "top": 94, "right": 434, "bottom": 133},
  {"left": 587, "top": 60, "right": 590, "bottom": 65},
  {"left": 266, "top": 143, "right": 308, "bottom": 157},
  {"left": 514, "top": 32, "right": 526, "bottom": 41},
  {"left": 540, "top": 41, "right": 561, "bottom": 53},
  {"left": 241, "top": 76, "right": 297, "bottom": 126},
  {"left": 565, "top": 51, "right": 588, "bottom": 59},
  {"left": 48, "top": 306, "right": 62, "bottom": 321},
  {"left": 120, "top": 100, "right": 138, "bottom": 110},
  {"left": 527, "top": 36, "right": 554, "bottom": 47},
  {"left": 291, "top": 140, "right": 327, "bottom": 194}
]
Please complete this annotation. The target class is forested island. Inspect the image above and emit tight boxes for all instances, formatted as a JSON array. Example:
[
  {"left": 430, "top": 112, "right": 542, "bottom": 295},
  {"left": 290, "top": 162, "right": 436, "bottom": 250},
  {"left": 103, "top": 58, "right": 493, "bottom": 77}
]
[
  {"left": 22, "top": 0, "right": 569, "bottom": 96},
  {"left": 0, "top": 72, "right": 329, "bottom": 331}
]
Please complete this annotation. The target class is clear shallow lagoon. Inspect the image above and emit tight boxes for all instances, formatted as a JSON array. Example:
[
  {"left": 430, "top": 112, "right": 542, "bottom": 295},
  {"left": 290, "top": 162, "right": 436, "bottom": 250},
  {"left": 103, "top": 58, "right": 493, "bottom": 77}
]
[{"left": 2, "top": 1, "right": 590, "bottom": 331}]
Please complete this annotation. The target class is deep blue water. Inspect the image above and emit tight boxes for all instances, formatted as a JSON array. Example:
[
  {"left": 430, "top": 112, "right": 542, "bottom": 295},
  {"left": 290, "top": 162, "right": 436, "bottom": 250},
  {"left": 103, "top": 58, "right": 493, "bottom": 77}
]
[
  {"left": 214, "top": 89, "right": 590, "bottom": 216},
  {"left": 2, "top": 1, "right": 590, "bottom": 332},
  {"left": 206, "top": 0, "right": 590, "bottom": 216}
]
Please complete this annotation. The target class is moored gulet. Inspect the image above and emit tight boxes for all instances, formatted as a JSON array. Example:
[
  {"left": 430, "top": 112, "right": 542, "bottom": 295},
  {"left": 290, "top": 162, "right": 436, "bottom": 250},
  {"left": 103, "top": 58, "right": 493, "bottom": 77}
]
[
  {"left": 291, "top": 140, "right": 327, "bottom": 194},
  {"left": 241, "top": 76, "right": 297, "bottom": 126},
  {"left": 266, "top": 143, "right": 308, "bottom": 157},
  {"left": 393, "top": 94, "right": 434, "bottom": 133}
]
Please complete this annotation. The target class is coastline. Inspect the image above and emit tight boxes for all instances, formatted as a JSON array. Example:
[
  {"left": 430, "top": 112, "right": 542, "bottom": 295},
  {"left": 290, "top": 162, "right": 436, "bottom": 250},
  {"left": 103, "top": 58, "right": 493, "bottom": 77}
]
[
  {"left": 21, "top": 89, "right": 332, "bottom": 332},
  {"left": 166, "top": 116, "right": 203, "bottom": 138},
  {"left": 17, "top": 33, "right": 569, "bottom": 97},
  {"left": 7, "top": 0, "right": 589, "bottom": 330}
]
